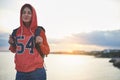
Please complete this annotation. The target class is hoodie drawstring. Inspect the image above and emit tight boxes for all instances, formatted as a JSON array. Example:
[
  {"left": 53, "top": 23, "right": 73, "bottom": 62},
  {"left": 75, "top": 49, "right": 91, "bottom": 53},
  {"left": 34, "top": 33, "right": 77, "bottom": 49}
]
[
  {"left": 20, "top": 26, "right": 23, "bottom": 37},
  {"left": 30, "top": 28, "right": 34, "bottom": 36}
]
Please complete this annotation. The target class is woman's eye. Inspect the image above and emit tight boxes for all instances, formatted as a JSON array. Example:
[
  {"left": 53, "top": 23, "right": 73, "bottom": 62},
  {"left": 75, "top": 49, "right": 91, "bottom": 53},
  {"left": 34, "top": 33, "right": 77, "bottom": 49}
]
[
  {"left": 22, "top": 11, "right": 26, "bottom": 14},
  {"left": 28, "top": 11, "right": 32, "bottom": 15}
]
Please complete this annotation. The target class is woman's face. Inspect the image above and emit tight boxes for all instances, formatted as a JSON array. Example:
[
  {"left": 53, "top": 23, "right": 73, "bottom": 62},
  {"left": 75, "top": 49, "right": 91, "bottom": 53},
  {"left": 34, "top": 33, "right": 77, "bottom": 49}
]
[{"left": 22, "top": 7, "right": 32, "bottom": 23}]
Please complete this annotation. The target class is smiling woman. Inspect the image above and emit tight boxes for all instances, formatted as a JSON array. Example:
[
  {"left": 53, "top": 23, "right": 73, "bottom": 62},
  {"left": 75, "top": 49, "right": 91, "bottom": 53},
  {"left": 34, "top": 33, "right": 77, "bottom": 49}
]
[{"left": 8, "top": 3, "right": 50, "bottom": 80}]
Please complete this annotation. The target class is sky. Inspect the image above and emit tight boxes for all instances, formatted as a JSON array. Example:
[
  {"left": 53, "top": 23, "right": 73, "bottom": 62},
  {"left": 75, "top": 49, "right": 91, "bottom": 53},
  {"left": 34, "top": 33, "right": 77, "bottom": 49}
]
[{"left": 0, "top": 0, "right": 120, "bottom": 52}]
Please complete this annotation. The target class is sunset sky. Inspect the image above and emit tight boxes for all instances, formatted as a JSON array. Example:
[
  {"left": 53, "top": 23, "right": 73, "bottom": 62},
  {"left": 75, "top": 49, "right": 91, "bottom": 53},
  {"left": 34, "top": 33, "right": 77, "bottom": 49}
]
[{"left": 0, "top": 0, "right": 120, "bottom": 52}]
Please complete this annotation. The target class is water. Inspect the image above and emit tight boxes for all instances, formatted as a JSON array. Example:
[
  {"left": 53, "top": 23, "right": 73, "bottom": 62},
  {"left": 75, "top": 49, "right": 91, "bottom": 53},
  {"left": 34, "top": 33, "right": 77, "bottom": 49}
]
[{"left": 0, "top": 52, "right": 120, "bottom": 80}]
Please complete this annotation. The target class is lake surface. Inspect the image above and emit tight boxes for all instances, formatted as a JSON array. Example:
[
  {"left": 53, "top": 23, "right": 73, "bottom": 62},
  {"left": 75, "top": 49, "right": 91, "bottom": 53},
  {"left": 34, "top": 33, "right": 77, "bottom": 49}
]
[{"left": 0, "top": 52, "right": 120, "bottom": 80}]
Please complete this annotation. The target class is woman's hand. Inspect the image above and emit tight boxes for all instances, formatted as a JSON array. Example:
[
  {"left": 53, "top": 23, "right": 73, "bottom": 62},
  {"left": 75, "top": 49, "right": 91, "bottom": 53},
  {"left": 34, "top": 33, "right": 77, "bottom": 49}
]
[
  {"left": 8, "top": 35, "right": 14, "bottom": 45},
  {"left": 35, "top": 36, "right": 43, "bottom": 46}
]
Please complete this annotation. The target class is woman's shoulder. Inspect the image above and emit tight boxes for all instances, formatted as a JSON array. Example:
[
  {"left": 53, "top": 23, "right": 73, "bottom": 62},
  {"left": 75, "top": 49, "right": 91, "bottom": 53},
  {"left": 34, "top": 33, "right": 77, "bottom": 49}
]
[{"left": 12, "top": 27, "right": 20, "bottom": 35}]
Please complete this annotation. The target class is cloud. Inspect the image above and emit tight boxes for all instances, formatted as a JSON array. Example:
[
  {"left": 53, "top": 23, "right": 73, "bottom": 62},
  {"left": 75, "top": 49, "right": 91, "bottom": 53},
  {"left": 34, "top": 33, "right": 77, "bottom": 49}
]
[
  {"left": 72, "top": 30, "right": 120, "bottom": 48},
  {"left": 50, "top": 30, "right": 120, "bottom": 48}
]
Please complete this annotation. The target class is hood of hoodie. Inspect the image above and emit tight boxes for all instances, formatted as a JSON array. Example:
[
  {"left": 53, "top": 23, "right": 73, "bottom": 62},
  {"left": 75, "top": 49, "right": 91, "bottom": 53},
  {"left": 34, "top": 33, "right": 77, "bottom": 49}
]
[{"left": 20, "top": 4, "right": 38, "bottom": 35}]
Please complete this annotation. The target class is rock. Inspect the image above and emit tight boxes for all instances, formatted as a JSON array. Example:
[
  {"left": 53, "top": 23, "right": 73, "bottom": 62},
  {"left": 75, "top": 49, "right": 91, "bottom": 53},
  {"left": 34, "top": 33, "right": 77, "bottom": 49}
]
[{"left": 109, "top": 58, "right": 120, "bottom": 69}]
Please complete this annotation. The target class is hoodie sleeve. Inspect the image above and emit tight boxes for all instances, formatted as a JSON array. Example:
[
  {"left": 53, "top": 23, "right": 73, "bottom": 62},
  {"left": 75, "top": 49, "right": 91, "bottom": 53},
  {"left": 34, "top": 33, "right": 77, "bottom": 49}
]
[{"left": 40, "top": 30, "right": 50, "bottom": 56}]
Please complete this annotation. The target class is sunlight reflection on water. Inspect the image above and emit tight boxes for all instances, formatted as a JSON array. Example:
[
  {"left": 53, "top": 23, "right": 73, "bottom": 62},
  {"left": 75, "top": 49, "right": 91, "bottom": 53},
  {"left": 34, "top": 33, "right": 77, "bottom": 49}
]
[
  {"left": 45, "top": 54, "right": 120, "bottom": 80},
  {"left": 0, "top": 52, "right": 120, "bottom": 80}
]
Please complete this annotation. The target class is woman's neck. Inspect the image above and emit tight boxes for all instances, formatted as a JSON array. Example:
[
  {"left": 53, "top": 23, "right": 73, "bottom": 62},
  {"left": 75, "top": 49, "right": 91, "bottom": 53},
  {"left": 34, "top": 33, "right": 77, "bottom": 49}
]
[{"left": 23, "top": 22, "right": 31, "bottom": 28}]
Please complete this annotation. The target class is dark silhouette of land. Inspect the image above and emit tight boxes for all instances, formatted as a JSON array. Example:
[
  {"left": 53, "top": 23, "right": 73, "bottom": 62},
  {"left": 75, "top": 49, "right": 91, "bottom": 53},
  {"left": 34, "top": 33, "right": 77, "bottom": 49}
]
[
  {"left": 51, "top": 49, "right": 120, "bottom": 58},
  {"left": 109, "top": 58, "right": 120, "bottom": 69}
]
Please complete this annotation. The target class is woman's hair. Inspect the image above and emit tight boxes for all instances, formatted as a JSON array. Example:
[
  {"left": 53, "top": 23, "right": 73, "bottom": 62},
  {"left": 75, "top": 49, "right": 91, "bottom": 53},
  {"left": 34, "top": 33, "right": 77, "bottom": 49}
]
[{"left": 21, "top": 4, "right": 32, "bottom": 14}]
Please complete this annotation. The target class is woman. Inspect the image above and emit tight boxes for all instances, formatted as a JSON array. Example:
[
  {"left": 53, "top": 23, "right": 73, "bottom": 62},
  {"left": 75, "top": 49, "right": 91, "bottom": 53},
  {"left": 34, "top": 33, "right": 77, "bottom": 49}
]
[{"left": 8, "top": 4, "right": 50, "bottom": 80}]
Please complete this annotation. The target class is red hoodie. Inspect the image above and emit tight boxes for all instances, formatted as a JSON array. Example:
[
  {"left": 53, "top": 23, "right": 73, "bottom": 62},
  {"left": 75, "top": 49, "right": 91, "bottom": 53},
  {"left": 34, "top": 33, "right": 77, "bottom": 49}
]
[{"left": 9, "top": 4, "right": 50, "bottom": 72}]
